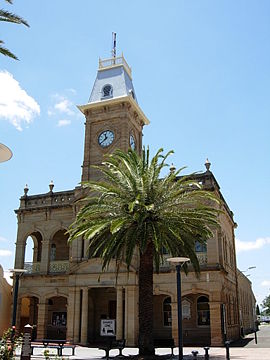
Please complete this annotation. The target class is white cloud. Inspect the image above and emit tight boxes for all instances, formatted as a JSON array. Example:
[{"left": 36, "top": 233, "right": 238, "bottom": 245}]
[
  {"left": 261, "top": 280, "right": 270, "bottom": 287},
  {"left": 236, "top": 237, "right": 270, "bottom": 253},
  {"left": 0, "top": 249, "right": 12, "bottom": 256},
  {"left": 0, "top": 236, "right": 7, "bottom": 242},
  {"left": 54, "top": 99, "right": 74, "bottom": 115},
  {"left": 0, "top": 71, "right": 40, "bottom": 131},
  {"left": 57, "top": 119, "right": 71, "bottom": 127},
  {"left": 66, "top": 88, "right": 76, "bottom": 94}
]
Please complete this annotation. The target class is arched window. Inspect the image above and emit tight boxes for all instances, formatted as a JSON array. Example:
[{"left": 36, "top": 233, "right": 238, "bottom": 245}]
[
  {"left": 163, "top": 297, "right": 172, "bottom": 327},
  {"left": 102, "top": 84, "right": 113, "bottom": 98},
  {"left": 195, "top": 241, "right": 207, "bottom": 253},
  {"left": 197, "top": 296, "right": 210, "bottom": 326}
]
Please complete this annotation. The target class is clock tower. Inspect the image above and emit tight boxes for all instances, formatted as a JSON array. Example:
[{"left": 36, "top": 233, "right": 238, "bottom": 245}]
[{"left": 78, "top": 55, "right": 149, "bottom": 181}]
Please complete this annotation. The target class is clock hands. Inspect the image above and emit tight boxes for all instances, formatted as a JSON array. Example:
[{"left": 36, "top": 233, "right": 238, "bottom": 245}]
[{"left": 100, "top": 134, "right": 108, "bottom": 144}]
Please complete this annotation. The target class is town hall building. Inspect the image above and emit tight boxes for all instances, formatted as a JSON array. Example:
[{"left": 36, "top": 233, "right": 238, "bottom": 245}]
[{"left": 13, "top": 54, "right": 256, "bottom": 347}]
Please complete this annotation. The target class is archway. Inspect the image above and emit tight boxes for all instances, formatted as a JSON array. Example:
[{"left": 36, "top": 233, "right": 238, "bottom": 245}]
[
  {"left": 24, "top": 232, "right": 42, "bottom": 273},
  {"left": 46, "top": 296, "right": 67, "bottom": 340},
  {"left": 153, "top": 295, "right": 172, "bottom": 340},
  {"left": 50, "top": 230, "right": 69, "bottom": 261},
  {"left": 181, "top": 293, "right": 211, "bottom": 346},
  {"left": 19, "top": 296, "right": 39, "bottom": 339}
]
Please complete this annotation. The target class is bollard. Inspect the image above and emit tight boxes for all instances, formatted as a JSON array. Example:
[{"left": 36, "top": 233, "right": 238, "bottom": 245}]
[
  {"left": 20, "top": 324, "right": 33, "bottom": 360},
  {"left": 204, "top": 347, "right": 210, "bottom": 360},
  {"left": 254, "top": 330, "right": 258, "bottom": 344},
  {"left": 225, "top": 341, "right": 230, "bottom": 360},
  {"left": 192, "top": 350, "right": 199, "bottom": 358}
]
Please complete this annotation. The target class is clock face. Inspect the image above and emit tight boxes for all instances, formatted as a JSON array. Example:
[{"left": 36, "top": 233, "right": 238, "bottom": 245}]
[
  {"left": 98, "top": 130, "right": 114, "bottom": 148},
  {"left": 130, "top": 134, "right": 136, "bottom": 150}
]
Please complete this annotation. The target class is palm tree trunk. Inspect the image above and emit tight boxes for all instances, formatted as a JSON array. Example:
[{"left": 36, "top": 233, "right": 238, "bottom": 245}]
[{"left": 138, "top": 242, "right": 155, "bottom": 355}]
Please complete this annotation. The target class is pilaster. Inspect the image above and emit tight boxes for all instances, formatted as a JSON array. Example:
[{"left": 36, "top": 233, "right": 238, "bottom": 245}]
[
  {"left": 73, "top": 289, "right": 81, "bottom": 343},
  {"left": 37, "top": 302, "right": 48, "bottom": 339},
  {"left": 210, "top": 301, "right": 224, "bottom": 346},
  {"left": 81, "top": 288, "right": 88, "bottom": 344},
  {"left": 116, "top": 287, "right": 123, "bottom": 340},
  {"left": 66, "top": 288, "right": 75, "bottom": 342},
  {"left": 40, "top": 240, "right": 50, "bottom": 274},
  {"left": 124, "top": 285, "right": 138, "bottom": 346}
]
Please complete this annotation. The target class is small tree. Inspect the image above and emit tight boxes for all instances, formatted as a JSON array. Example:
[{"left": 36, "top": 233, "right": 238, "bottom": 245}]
[
  {"left": 0, "top": 0, "right": 29, "bottom": 60},
  {"left": 261, "top": 294, "right": 270, "bottom": 315}
]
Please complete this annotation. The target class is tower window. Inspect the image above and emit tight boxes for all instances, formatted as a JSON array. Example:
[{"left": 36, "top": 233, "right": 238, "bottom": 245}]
[{"left": 102, "top": 84, "right": 113, "bottom": 98}]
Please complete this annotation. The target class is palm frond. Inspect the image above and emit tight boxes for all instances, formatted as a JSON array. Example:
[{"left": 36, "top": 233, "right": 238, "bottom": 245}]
[{"left": 0, "top": 40, "right": 17, "bottom": 59}]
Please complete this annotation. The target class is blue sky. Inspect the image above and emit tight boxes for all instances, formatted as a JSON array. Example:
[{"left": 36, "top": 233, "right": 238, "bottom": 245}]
[{"left": 0, "top": 0, "right": 269, "bottom": 306}]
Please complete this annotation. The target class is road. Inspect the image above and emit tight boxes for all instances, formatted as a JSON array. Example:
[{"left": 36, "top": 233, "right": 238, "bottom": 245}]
[{"left": 231, "top": 323, "right": 270, "bottom": 348}]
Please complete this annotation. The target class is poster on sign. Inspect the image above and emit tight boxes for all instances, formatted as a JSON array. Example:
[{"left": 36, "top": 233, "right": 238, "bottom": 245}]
[{"left": 100, "top": 319, "right": 115, "bottom": 336}]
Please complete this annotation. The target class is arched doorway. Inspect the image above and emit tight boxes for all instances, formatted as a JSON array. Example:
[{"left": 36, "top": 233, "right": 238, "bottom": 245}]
[
  {"left": 181, "top": 293, "right": 211, "bottom": 346},
  {"left": 19, "top": 296, "right": 39, "bottom": 339},
  {"left": 46, "top": 296, "right": 67, "bottom": 340},
  {"left": 153, "top": 295, "right": 172, "bottom": 340}
]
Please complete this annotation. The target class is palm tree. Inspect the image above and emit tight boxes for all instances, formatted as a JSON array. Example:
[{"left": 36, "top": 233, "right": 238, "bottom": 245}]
[
  {"left": 0, "top": 0, "right": 29, "bottom": 60},
  {"left": 68, "top": 147, "right": 220, "bottom": 355}
]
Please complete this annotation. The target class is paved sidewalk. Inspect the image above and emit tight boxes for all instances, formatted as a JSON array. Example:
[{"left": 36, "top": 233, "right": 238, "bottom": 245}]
[{"left": 16, "top": 345, "right": 270, "bottom": 360}]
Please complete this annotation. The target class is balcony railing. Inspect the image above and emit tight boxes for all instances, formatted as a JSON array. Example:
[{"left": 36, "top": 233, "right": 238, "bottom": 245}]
[
  {"left": 24, "top": 262, "right": 41, "bottom": 274},
  {"left": 49, "top": 260, "right": 69, "bottom": 273},
  {"left": 24, "top": 261, "right": 69, "bottom": 274},
  {"left": 98, "top": 55, "right": 132, "bottom": 78},
  {"left": 197, "top": 253, "right": 208, "bottom": 265},
  {"left": 159, "top": 253, "right": 208, "bottom": 271}
]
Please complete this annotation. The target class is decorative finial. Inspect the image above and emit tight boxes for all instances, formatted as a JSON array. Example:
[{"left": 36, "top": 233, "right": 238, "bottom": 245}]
[
  {"left": 49, "top": 180, "right": 54, "bottom": 193},
  {"left": 24, "top": 184, "right": 29, "bottom": 196},
  {"left": 204, "top": 158, "right": 211, "bottom": 172},
  {"left": 170, "top": 163, "right": 176, "bottom": 174}
]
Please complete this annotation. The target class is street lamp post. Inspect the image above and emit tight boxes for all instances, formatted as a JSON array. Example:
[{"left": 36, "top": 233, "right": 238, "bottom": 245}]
[
  {"left": 0, "top": 143, "right": 12, "bottom": 163},
  {"left": 167, "top": 257, "right": 190, "bottom": 360},
  {"left": 9, "top": 269, "right": 27, "bottom": 328}
]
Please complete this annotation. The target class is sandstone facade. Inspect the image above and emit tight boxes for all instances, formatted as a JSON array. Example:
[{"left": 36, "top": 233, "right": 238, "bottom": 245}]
[{"left": 13, "top": 55, "right": 255, "bottom": 346}]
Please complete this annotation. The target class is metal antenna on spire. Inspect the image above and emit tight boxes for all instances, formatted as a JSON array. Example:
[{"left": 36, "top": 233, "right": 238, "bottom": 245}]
[{"left": 112, "top": 32, "right": 117, "bottom": 59}]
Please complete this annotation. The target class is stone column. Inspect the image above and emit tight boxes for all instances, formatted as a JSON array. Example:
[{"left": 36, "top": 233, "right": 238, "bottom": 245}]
[
  {"left": 210, "top": 301, "right": 223, "bottom": 346},
  {"left": 116, "top": 287, "right": 123, "bottom": 340},
  {"left": 66, "top": 288, "right": 75, "bottom": 342},
  {"left": 124, "top": 286, "right": 138, "bottom": 346},
  {"left": 80, "top": 288, "right": 88, "bottom": 344},
  {"left": 37, "top": 302, "right": 48, "bottom": 339},
  {"left": 14, "top": 243, "right": 25, "bottom": 269},
  {"left": 40, "top": 240, "right": 50, "bottom": 274},
  {"left": 83, "top": 238, "right": 89, "bottom": 260},
  {"left": 73, "top": 289, "right": 81, "bottom": 343},
  {"left": 171, "top": 300, "right": 178, "bottom": 345}
]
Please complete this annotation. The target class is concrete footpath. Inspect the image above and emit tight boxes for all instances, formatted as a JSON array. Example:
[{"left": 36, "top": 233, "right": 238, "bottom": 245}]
[
  {"left": 15, "top": 325, "right": 270, "bottom": 360},
  {"left": 15, "top": 346, "right": 270, "bottom": 360}
]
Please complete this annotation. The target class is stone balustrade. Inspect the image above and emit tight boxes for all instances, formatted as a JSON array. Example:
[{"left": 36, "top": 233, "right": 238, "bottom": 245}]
[
  {"left": 24, "top": 260, "right": 69, "bottom": 274},
  {"left": 19, "top": 190, "right": 75, "bottom": 210}
]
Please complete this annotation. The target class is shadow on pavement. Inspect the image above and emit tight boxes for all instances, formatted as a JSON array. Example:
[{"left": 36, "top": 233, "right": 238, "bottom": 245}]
[{"left": 230, "top": 335, "right": 255, "bottom": 347}]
